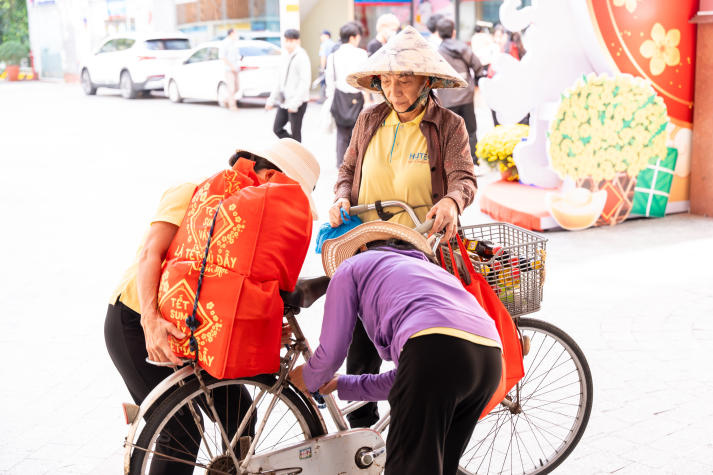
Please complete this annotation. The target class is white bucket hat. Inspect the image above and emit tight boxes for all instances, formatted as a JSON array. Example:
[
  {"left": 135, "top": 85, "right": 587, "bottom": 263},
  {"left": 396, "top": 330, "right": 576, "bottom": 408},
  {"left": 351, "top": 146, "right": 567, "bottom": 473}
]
[
  {"left": 235, "top": 138, "right": 320, "bottom": 220},
  {"left": 321, "top": 221, "right": 434, "bottom": 278},
  {"left": 347, "top": 25, "right": 467, "bottom": 92}
]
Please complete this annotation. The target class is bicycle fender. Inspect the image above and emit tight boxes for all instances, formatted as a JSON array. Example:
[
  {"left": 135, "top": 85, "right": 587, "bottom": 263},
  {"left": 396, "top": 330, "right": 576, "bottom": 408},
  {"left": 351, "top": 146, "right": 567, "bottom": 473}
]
[
  {"left": 243, "top": 428, "right": 385, "bottom": 474},
  {"left": 123, "top": 365, "right": 195, "bottom": 474}
]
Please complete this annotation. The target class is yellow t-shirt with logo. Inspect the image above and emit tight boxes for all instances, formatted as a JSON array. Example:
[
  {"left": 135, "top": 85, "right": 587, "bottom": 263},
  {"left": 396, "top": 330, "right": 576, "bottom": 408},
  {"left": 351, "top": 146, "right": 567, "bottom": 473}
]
[
  {"left": 109, "top": 183, "right": 197, "bottom": 313},
  {"left": 358, "top": 109, "right": 432, "bottom": 227}
]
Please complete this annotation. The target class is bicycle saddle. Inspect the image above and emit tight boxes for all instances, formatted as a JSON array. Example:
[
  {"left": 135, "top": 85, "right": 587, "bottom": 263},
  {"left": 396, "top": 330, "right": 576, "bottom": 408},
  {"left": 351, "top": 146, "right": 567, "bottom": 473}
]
[{"left": 280, "top": 276, "right": 330, "bottom": 308}]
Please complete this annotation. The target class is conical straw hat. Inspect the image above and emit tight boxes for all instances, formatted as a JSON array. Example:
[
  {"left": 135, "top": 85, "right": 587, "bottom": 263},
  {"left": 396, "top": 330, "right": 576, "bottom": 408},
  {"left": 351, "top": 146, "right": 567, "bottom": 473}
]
[
  {"left": 347, "top": 25, "right": 467, "bottom": 92},
  {"left": 321, "top": 221, "right": 434, "bottom": 278}
]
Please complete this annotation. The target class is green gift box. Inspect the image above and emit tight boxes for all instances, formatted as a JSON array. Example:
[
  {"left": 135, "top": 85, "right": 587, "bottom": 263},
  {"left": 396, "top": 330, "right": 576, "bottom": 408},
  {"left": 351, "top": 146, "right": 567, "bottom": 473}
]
[{"left": 632, "top": 147, "right": 678, "bottom": 218}]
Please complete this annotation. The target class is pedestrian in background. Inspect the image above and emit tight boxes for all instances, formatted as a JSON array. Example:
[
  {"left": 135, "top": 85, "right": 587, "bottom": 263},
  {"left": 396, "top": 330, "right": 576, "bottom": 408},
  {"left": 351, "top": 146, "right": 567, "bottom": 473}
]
[
  {"left": 509, "top": 31, "right": 527, "bottom": 60},
  {"left": 327, "top": 22, "right": 371, "bottom": 167},
  {"left": 425, "top": 13, "right": 444, "bottom": 48},
  {"left": 316, "top": 30, "right": 336, "bottom": 103},
  {"left": 219, "top": 28, "right": 241, "bottom": 111},
  {"left": 366, "top": 13, "right": 400, "bottom": 56},
  {"left": 266, "top": 29, "right": 311, "bottom": 143},
  {"left": 436, "top": 18, "right": 484, "bottom": 172},
  {"left": 319, "top": 30, "right": 336, "bottom": 70},
  {"left": 470, "top": 22, "right": 495, "bottom": 66}
]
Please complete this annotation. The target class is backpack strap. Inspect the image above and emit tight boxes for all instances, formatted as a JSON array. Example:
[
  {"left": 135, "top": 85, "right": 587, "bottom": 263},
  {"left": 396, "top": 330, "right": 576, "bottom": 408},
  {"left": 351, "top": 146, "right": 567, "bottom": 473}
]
[{"left": 185, "top": 200, "right": 223, "bottom": 362}]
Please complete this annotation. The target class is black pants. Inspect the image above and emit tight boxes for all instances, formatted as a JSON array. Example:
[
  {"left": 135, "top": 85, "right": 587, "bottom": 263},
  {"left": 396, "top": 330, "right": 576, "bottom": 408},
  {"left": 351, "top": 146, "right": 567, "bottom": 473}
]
[
  {"left": 104, "top": 301, "right": 255, "bottom": 474},
  {"left": 447, "top": 102, "right": 478, "bottom": 164},
  {"left": 272, "top": 102, "right": 307, "bottom": 142},
  {"left": 386, "top": 334, "right": 502, "bottom": 475},
  {"left": 336, "top": 124, "right": 354, "bottom": 168},
  {"left": 346, "top": 319, "right": 382, "bottom": 427}
]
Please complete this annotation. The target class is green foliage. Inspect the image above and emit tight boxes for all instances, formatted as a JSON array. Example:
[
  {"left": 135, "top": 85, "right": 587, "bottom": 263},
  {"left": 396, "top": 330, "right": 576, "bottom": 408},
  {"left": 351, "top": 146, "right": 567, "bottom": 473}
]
[
  {"left": 0, "top": 0, "right": 29, "bottom": 45},
  {"left": 0, "top": 39, "right": 28, "bottom": 65}
]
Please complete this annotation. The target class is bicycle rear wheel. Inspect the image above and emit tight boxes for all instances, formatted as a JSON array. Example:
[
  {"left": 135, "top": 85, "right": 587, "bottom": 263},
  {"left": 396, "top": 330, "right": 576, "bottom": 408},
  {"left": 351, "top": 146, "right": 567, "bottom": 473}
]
[
  {"left": 458, "top": 317, "right": 593, "bottom": 475},
  {"left": 129, "top": 373, "right": 325, "bottom": 474}
]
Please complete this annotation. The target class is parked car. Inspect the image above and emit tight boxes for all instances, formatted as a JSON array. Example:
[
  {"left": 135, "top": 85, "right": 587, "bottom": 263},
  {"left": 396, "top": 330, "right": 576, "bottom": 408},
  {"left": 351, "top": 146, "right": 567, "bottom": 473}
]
[
  {"left": 213, "top": 31, "right": 282, "bottom": 48},
  {"left": 164, "top": 40, "right": 281, "bottom": 107},
  {"left": 81, "top": 33, "right": 192, "bottom": 99},
  {"left": 237, "top": 31, "right": 281, "bottom": 48}
]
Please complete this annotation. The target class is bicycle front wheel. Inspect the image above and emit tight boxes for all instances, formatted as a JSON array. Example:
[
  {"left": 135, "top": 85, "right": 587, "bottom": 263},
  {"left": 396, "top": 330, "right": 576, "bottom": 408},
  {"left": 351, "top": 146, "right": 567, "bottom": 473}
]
[
  {"left": 129, "top": 373, "right": 325, "bottom": 475},
  {"left": 458, "top": 317, "right": 593, "bottom": 475}
]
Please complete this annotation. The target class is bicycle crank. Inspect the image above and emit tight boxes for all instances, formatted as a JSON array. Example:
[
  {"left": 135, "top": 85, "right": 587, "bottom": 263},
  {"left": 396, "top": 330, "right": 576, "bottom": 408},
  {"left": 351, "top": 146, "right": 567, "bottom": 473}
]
[{"left": 241, "top": 428, "right": 385, "bottom": 474}]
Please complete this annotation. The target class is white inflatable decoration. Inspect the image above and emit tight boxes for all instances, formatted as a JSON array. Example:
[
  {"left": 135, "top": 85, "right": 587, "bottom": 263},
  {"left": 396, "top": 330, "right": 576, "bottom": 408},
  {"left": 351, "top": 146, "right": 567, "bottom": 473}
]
[{"left": 479, "top": 0, "right": 616, "bottom": 189}]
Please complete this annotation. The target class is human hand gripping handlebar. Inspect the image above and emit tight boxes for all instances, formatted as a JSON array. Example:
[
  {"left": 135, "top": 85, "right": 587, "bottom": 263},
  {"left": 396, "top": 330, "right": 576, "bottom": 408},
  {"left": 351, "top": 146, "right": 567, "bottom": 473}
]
[{"left": 348, "top": 200, "right": 441, "bottom": 252}]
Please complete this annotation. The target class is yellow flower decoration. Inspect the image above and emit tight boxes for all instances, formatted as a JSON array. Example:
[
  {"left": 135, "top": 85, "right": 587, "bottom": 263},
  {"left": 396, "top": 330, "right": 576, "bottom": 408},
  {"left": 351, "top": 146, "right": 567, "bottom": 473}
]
[
  {"left": 640, "top": 23, "right": 680, "bottom": 76},
  {"left": 548, "top": 73, "right": 668, "bottom": 182},
  {"left": 613, "top": 0, "right": 638, "bottom": 13},
  {"left": 475, "top": 124, "right": 529, "bottom": 181}
]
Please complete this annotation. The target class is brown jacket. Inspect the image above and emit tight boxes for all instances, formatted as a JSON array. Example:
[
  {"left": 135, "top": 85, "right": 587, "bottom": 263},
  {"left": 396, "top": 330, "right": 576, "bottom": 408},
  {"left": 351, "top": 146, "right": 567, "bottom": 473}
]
[{"left": 334, "top": 96, "right": 477, "bottom": 213}]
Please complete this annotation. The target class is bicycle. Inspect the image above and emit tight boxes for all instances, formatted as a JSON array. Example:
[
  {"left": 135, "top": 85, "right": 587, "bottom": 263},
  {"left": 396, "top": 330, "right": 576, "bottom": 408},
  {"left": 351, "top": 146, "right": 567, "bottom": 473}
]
[{"left": 121, "top": 200, "right": 592, "bottom": 475}]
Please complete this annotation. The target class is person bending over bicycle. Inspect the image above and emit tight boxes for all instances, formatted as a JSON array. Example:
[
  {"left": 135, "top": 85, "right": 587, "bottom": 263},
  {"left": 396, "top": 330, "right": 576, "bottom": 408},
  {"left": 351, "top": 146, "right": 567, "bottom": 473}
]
[
  {"left": 105, "top": 139, "right": 320, "bottom": 474},
  {"left": 289, "top": 221, "right": 502, "bottom": 475},
  {"left": 328, "top": 26, "right": 478, "bottom": 430}
]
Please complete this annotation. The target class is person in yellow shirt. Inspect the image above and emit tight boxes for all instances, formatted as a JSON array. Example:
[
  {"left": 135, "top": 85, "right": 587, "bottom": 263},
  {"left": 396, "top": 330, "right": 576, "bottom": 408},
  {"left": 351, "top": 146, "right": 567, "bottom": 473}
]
[
  {"left": 104, "top": 139, "right": 320, "bottom": 473},
  {"left": 326, "top": 26, "right": 478, "bottom": 429}
]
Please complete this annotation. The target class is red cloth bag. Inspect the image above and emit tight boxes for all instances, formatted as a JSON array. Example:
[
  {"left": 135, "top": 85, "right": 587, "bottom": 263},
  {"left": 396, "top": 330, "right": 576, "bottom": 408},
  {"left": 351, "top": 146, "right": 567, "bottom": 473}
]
[
  {"left": 158, "top": 158, "right": 312, "bottom": 379},
  {"left": 440, "top": 235, "right": 525, "bottom": 419}
]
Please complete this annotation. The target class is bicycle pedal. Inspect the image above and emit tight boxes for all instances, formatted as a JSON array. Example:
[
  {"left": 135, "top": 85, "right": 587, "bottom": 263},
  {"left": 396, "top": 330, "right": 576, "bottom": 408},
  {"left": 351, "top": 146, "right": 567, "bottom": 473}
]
[
  {"left": 521, "top": 335, "right": 531, "bottom": 356},
  {"left": 239, "top": 435, "right": 252, "bottom": 460}
]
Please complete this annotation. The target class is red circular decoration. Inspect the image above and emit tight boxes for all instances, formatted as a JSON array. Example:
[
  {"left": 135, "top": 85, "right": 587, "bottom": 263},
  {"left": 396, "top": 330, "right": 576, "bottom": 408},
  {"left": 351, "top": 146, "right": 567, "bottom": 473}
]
[{"left": 588, "top": 0, "right": 697, "bottom": 124}]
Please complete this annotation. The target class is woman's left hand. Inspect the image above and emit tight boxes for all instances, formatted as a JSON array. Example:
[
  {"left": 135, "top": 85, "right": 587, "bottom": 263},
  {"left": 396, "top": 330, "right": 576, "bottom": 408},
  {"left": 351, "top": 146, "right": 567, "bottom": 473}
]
[
  {"left": 425, "top": 197, "right": 459, "bottom": 240},
  {"left": 289, "top": 365, "right": 338, "bottom": 396},
  {"left": 319, "top": 376, "right": 339, "bottom": 395}
]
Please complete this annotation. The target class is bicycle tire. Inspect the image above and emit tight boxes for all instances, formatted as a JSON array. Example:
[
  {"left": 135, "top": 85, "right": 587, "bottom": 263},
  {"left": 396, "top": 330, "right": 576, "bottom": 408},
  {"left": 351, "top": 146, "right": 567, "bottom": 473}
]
[
  {"left": 458, "top": 317, "right": 593, "bottom": 475},
  {"left": 129, "top": 373, "right": 326, "bottom": 474}
]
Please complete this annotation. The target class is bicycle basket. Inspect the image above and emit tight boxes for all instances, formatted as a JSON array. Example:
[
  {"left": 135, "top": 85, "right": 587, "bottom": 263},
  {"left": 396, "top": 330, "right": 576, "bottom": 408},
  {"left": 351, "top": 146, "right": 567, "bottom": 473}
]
[{"left": 442, "top": 223, "right": 547, "bottom": 317}]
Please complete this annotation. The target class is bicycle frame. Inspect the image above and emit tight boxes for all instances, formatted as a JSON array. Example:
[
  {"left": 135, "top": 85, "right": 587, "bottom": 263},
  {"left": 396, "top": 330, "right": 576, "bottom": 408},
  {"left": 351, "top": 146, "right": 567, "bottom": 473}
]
[
  {"left": 238, "top": 308, "right": 388, "bottom": 472},
  {"left": 122, "top": 305, "right": 389, "bottom": 474}
]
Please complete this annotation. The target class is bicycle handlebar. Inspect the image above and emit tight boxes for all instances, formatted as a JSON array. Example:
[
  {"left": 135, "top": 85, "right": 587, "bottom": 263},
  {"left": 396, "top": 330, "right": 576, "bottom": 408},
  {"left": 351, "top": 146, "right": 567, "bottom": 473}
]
[
  {"left": 348, "top": 200, "right": 435, "bottom": 233},
  {"left": 346, "top": 200, "right": 437, "bottom": 240}
]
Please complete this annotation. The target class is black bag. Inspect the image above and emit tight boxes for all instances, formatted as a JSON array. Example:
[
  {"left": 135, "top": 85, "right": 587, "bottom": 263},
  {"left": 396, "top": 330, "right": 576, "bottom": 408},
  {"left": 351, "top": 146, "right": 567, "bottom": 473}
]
[
  {"left": 330, "top": 89, "right": 364, "bottom": 127},
  {"left": 329, "top": 53, "right": 364, "bottom": 127}
]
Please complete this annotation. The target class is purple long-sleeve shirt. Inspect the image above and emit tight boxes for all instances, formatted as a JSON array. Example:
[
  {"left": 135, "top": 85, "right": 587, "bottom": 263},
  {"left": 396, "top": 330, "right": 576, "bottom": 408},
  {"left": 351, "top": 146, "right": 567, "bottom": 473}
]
[{"left": 302, "top": 247, "right": 501, "bottom": 401}]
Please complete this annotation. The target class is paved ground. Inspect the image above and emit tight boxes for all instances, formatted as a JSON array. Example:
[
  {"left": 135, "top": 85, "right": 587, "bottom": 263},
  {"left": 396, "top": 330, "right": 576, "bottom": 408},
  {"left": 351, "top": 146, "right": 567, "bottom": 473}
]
[{"left": 0, "top": 81, "right": 712, "bottom": 474}]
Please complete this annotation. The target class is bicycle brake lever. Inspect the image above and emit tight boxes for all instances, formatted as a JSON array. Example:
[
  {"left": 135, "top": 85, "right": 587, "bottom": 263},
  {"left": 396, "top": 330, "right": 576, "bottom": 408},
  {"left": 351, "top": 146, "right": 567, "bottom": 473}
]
[{"left": 430, "top": 233, "right": 444, "bottom": 253}]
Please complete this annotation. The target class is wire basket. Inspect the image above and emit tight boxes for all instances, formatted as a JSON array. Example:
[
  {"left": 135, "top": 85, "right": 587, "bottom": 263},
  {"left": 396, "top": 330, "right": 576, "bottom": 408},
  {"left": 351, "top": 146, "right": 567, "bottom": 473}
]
[{"left": 441, "top": 223, "right": 547, "bottom": 317}]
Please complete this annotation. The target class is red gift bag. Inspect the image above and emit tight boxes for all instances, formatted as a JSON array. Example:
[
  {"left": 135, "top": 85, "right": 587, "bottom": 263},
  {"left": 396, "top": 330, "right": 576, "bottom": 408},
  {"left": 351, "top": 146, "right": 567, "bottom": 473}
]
[
  {"left": 440, "top": 235, "right": 525, "bottom": 419},
  {"left": 158, "top": 158, "right": 312, "bottom": 379}
]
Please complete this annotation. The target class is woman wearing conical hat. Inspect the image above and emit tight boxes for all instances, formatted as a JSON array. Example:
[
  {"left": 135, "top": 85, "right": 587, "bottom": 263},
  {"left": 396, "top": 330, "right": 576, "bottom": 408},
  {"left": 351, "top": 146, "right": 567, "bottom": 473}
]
[
  {"left": 328, "top": 25, "right": 476, "bottom": 238},
  {"left": 325, "top": 26, "right": 478, "bottom": 431}
]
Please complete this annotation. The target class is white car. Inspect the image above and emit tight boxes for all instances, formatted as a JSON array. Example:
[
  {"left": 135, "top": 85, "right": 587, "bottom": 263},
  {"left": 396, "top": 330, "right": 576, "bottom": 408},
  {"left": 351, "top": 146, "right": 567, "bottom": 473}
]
[
  {"left": 164, "top": 40, "right": 281, "bottom": 107},
  {"left": 237, "top": 31, "right": 281, "bottom": 48},
  {"left": 81, "top": 33, "right": 192, "bottom": 99}
]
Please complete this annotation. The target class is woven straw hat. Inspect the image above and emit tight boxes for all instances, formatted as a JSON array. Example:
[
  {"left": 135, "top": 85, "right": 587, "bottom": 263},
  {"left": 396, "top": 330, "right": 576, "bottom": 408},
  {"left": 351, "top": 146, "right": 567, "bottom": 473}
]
[
  {"left": 235, "top": 138, "right": 320, "bottom": 220},
  {"left": 321, "top": 221, "right": 434, "bottom": 278},
  {"left": 347, "top": 25, "right": 467, "bottom": 92}
]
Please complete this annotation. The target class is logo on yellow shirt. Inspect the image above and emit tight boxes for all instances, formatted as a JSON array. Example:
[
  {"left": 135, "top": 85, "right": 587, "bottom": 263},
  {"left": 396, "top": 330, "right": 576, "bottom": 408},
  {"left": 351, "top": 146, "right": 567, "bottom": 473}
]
[{"left": 408, "top": 152, "right": 429, "bottom": 163}]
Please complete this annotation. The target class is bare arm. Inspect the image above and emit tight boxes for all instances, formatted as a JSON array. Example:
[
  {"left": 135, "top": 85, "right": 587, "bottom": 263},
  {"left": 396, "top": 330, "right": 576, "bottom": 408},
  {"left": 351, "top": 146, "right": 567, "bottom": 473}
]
[
  {"left": 137, "top": 221, "right": 185, "bottom": 365},
  {"left": 325, "top": 54, "right": 336, "bottom": 98}
]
